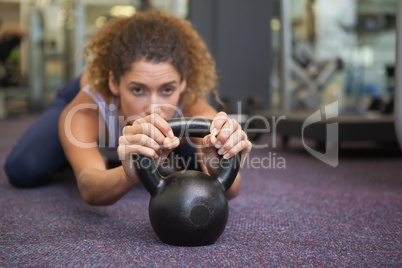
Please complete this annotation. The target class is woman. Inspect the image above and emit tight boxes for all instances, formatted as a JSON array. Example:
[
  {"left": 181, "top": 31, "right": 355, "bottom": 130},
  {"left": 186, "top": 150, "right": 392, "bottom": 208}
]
[{"left": 5, "top": 11, "right": 252, "bottom": 205}]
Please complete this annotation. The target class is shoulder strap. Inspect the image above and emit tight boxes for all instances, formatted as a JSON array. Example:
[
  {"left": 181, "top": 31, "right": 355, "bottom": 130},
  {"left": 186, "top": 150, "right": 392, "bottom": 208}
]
[{"left": 82, "top": 85, "right": 119, "bottom": 148}]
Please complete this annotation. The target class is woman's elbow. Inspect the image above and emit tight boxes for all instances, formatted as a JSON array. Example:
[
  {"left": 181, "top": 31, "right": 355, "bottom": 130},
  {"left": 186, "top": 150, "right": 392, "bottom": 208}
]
[
  {"left": 77, "top": 181, "right": 119, "bottom": 206},
  {"left": 79, "top": 190, "right": 118, "bottom": 206}
]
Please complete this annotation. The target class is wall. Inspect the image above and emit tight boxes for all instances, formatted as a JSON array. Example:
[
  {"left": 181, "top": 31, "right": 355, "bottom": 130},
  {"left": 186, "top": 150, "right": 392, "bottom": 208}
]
[
  {"left": 189, "top": 0, "right": 273, "bottom": 113},
  {"left": 0, "top": 2, "right": 20, "bottom": 25}
]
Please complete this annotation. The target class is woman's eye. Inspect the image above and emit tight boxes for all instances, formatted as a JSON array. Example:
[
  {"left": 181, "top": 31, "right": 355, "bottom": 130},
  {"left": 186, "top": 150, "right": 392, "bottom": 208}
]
[
  {"left": 162, "top": 88, "right": 174, "bottom": 95},
  {"left": 131, "top": 87, "right": 143, "bottom": 95}
]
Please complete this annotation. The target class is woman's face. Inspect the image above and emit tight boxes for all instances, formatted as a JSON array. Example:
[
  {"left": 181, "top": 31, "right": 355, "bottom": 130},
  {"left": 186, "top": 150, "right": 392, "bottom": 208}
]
[{"left": 109, "top": 60, "right": 186, "bottom": 121}]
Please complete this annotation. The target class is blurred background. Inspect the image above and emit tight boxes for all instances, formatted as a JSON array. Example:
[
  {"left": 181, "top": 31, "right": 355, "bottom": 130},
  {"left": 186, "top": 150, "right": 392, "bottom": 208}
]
[{"left": 0, "top": 0, "right": 397, "bottom": 122}]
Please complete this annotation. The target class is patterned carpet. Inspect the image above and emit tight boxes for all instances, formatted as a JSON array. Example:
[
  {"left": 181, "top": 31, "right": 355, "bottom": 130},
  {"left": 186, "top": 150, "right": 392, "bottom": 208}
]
[{"left": 1, "top": 114, "right": 401, "bottom": 267}]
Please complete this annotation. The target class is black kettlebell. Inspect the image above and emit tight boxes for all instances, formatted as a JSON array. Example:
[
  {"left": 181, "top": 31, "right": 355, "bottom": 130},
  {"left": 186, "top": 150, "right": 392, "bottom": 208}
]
[{"left": 134, "top": 118, "right": 241, "bottom": 246}]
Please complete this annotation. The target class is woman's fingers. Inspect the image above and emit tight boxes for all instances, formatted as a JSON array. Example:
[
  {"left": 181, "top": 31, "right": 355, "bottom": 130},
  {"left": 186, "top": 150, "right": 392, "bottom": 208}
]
[
  {"left": 221, "top": 139, "right": 252, "bottom": 160},
  {"left": 211, "top": 113, "right": 240, "bottom": 149},
  {"left": 162, "top": 136, "right": 180, "bottom": 150},
  {"left": 217, "top": 128, "right": 244, "bottom": 158},
  {"left": 136, "top": 114, "right": 175, "bottom": 139},
  {"left": 119, "top": 114, "right": 179, "bottom": 160},
  {"left": 118, "top": 134, "right": 160, "bottom": 160},
  {"left": 123, "top": 122, "right": 164, "bottom": 146},
  {"left": 201, "top": 134, "right": 218, "bottom": 156},
  {"left": 211, "top": 126, "right": 251, "bottom": 159},
  {"left": 208, "top": 111, "right": 252, "bottom": 162},
  {"left": 210, "top": 112, "right": 230, "bottom": 145}
]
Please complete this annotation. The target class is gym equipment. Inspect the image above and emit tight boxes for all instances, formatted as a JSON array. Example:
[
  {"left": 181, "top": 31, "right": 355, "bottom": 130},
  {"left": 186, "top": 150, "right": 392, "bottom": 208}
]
[
  {"left": 291, "top": 39, "right": 343, "bottom": 110},
  {"left": 134, "top": 118, "right": 241, "bottom": 246},
  {"left": 396, "top": 0, "right": 402, "bottom": 149},
  {"left": 244, "top": 96, "right": 265, "bottom": 141},
  {"left": 248, "top": 0, "right": 400, "bottom": 151}
]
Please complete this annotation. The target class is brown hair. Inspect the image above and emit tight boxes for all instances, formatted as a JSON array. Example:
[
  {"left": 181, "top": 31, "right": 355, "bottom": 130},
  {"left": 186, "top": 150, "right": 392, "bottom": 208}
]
[{"left": 84, "top": 11, "right": 218, "bottom": 106}]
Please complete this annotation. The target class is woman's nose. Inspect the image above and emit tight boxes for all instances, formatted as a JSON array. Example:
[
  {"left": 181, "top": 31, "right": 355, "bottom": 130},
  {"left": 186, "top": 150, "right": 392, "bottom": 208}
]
[{"left": 145, "top": 95, "right": 162, "bottom": 115}]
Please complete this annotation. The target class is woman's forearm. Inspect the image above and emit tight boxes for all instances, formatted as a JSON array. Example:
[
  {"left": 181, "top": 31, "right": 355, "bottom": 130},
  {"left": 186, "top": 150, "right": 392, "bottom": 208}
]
[
  {"left": 77, "top": 166, "right": 139, "bottom": 206},
  {"left": 226, "top": 173, "right": 241, "bottom": 200}
]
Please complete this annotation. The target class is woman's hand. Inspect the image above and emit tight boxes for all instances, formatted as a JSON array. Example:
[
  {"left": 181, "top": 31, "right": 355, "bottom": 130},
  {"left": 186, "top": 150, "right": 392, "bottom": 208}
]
[
  {"left": 118, "top": 114, "right": 180, "bottom": 181},
  {"left": 201, "top": 111, "right": 252, "bottom": 175}
]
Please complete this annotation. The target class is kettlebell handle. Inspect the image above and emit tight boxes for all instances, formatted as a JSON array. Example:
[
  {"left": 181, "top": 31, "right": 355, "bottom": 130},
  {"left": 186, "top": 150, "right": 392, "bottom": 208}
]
[{"left": 134, "top": 117, "right": 241, "bottom": 196}]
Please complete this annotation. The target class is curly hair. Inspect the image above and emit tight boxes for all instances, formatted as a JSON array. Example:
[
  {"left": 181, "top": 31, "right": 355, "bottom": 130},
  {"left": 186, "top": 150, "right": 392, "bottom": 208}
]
[{"left": 84, "top": 11, "right": 218, "bottom": 107}]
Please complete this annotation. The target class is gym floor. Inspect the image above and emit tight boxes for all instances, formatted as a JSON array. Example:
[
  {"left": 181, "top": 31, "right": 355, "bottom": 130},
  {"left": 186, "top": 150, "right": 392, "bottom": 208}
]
[{"left": 1, "top": 113, "right": 401, "bottom": 267}]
